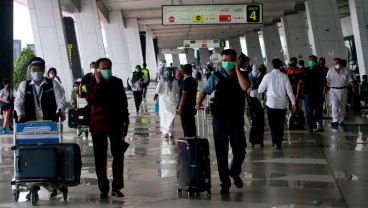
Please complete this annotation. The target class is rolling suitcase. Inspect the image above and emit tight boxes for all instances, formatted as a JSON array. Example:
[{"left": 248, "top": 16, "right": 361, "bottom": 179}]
[
  {"left": 177, "top": 138, "right": 211, "bottom": 196},
  {"left": 15, "top": 146, "right": 61, "bottom": 182},
  {"left": 249, "top": 97, "right": 264, "bottom": 148},
  {"left": 177, "top": 109, "right": 211, "bottom": 197}
]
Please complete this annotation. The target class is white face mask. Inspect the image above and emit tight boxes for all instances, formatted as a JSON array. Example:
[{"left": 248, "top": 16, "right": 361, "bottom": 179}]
[
  {"left": 335, "top": 64, "right": 341, "bottom": 69},
  {"left": 91, "top": 68, "right": 96, "bottom": 73}
]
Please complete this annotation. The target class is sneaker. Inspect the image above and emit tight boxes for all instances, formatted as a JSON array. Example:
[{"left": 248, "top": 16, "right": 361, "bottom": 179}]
[
  {"left": 49, "top": 189, "right": 57, "bottom": 198},
  {"left": 99, "top": 192, "right": 109, "bottom": 199},
  {"left": 220, "top": 187, "right": 229, "bottom": 195},
  {"left": 111, "top": 190, "right": 124, "bottom": 197},
  {"left": 230, "top": 174, "right": 243, "bottom": 188},
  {"left": 331, "top": 122, "right": 339, "bottom": 127},
  {"left": 161, "top": 134, "right": 168, "bottom": 138},
  {"left": 2, "top": 130, "right": 6, "bottom": 134}
]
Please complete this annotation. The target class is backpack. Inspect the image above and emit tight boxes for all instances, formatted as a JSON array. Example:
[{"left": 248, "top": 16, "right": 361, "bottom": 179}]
[{"left": 195, "top": 71, "right": 202, "bottom": 81}]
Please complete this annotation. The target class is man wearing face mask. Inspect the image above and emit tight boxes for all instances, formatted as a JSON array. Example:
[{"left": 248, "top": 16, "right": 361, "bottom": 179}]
[
  {"left": 296, "top": 55, "right": 327, "bottom": 132},
  {"left": 86, "top": 58, "right": 130, "bottom": 199},
  {"left": 326, "top": 58, "right": 355, "bottom": 127},
  {"left": 14, "top": 57, "right": 66, "bottom": 123},
  {"left": 79, "top": 62, "right": 97, "bottom": 96},
  {"left": 195, "top": 49, "right": 250, "bottom": 195}
]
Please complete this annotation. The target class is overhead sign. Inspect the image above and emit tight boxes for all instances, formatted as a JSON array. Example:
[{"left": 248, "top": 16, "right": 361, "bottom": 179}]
[
  {"left": 162, "top": 4, "right": 263, "bottom": 25},
  {"left": 162, "top": 48, "right": 186, "bottom": 54},
  {"left": 183, "top": 39, "right": 226, "bottom": 48}
]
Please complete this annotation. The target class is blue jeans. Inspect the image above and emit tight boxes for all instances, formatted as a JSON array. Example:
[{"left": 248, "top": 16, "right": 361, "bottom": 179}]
[{"left": 212, "top": 117, "right": 246, "bottom": 188}]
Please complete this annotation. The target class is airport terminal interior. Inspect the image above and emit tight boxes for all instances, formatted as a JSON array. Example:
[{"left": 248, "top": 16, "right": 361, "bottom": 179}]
[{"left": 1, "top": 0, "right": 368, "bottom": 207}]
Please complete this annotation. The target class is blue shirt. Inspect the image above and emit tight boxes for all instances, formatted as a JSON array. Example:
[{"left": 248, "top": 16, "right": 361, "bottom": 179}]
[{"left": 203, "top": 68, "right": 248, "bottom": 94}]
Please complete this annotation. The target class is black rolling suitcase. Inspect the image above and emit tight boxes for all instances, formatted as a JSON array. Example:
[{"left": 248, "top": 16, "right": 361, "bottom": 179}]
[
  {"left": 15, "top": 143, "right": 81, "bottom": 186},
  {"left": 177, "top": 138, "right": 211, "bottom": 196},
  {"left": 249, "top": 97, "right": 264, "bottom": 148},
  {"left": 15, "top": 146, "right": 61, "bottom": 182},
  {"left": 177, "top": 109, "right": 211, "bottom": 197}
]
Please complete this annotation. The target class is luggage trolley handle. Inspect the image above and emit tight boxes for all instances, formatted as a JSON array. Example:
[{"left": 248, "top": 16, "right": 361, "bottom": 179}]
[{"left": 16, "top": 156, "right": 23, "bottom": 173}]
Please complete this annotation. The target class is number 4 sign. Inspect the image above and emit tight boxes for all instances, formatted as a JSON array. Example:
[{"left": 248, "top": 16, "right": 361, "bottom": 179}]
[{"left": 247, "top": 5, "right": 260, "bottom": 23}]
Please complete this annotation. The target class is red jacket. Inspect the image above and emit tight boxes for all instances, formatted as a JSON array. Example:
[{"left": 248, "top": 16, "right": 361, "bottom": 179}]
[{"left": 86, "top": 77, "right": 129, "bottom": 134}]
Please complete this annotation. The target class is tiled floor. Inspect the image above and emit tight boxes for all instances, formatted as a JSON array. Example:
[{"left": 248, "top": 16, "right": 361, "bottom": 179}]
[{"left": 1, "top": 81, "right": 367, "bottom": 208}]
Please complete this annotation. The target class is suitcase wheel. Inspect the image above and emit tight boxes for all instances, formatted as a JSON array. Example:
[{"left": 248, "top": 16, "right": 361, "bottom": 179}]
[
  {"left": 207, "top": 190, "right": 211, "bottom": 197},
  {"left": 31, "top": 191, "right": 38, "bottom": 206},
  {"left": 194, "top": 192, "right": 200, "bottom": 197},
  {"left": 12, "top": 188, "right": 19, "bottom": 202}
]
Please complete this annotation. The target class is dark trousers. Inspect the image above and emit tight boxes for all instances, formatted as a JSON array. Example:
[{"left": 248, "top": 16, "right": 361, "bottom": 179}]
[
  {"left": 180, "top": 113, "right": 196, "bottom": 137},
  {"left": 212, "top": 117, "right": 246, "bottom": 188},
  {"left": 249, "top": 97, "right": 264, "bottom": 143},
  {"left": 133, "top": 90, "right": 143, "bottom": 112},
  {"left": 266, "top": 107, "right": 286, "bottom": 147},
  {"left": 142, "top": 86, "right": 148, "bottom": 97},
  {"left": 91, "top": 133, "right": 125, "bottom": 193},
  {"left": 303, "top": 93, "right": 322, "bottom": 129}
]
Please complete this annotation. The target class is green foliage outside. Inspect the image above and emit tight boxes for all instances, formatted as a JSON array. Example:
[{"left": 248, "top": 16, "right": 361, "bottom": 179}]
[{"left": 13, "top": 48, "right": 35, "bottom": 90}]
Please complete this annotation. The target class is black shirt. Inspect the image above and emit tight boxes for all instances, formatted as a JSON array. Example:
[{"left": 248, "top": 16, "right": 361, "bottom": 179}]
[
  {"left": 300, "top": 66, "right": 326, "bottom": 94},
  {"left": 178, "top": 76, "right": 198, "bottom": 115}
]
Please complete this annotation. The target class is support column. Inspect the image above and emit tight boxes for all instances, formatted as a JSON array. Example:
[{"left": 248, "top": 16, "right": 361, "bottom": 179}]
[
  {"left": 262, "top": 24, "right": 284, "bottom": 69},
  {"left": 125, "top": 18, "right": 144, "bottom": 72},
  {"left": 0, "top": 0, "right": 13, "bottom": 81},
  {"left": 145, "top": 27, "right": 157, "bottom": 80},
  {"left": 172, "top": 54, "right": 180, "bottom": 67},
  {"left": 349, "top": 0, "right": 368, "bottom": 76},
  {"left": 158, "top": 50, "right": 166, "bottom": 64},
  {"left": 74, "top": 0, "right": 106, "bottom": 74},
  {"left": 281, "top": 11, "right": 311, "bottom": 62},
  {"left": 28, "top": 0, "right": 73, "bottom": 99},
  {"left": 199, "top": 48, "right": 210, "bottom": 66},
  {"left": 186, "top": 48, "right": 195, "bottom": 64},
  {"left": 229, "top": 37, "right": 242, "bottom": 56},
  {"left": 245, "top": 32, "right": 263, "bottom": 65},
  {"left": 103, "top": 10, "right": 131, "bottom": 83},
  {"left": 305, "top": 0, "right": 347, "bottom": 65}
]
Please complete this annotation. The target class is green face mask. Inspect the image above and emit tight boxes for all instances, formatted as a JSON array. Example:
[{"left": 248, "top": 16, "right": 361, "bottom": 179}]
[
  {"left": 222, "top": 61, "right": 235, "bottom": 71},
  {"left": 309, "top": 61, "right": 316, "bottom": 67},
  {"left": 100, "top": 69, "right": 112, "bottom": 80}
]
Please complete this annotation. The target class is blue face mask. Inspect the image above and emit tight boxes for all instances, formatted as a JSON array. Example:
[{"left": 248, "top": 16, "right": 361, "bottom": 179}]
[
  {"left": 31, "top": 72, "right": 44, "bottom": 81},
  {"left": 100, "top": 69, "right": 112, "bottom": 80},
  {"left": 222, "top": 61, "right": 235, "bottom": 71}
]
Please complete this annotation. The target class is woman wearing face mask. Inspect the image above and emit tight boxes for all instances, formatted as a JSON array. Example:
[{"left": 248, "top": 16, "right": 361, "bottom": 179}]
[
  {"left": 128, "top": 65, "right": 148, "bottom": 113},
  {"left": 70, "top": 81, "right": 80, "bottom": 109},
  {"left": 48, "top": 67, "right": 62, "bottom": 83}
]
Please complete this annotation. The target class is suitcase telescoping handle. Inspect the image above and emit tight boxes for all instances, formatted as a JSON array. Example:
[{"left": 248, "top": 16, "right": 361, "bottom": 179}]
[
  {"left": 196, "top": 107, "right": 205, "bottom": 138},
  {"left": 16, "top": 156, "right": 23, "bottom": 173}
]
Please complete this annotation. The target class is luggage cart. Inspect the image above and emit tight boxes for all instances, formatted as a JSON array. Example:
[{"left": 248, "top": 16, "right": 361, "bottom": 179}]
[
  {"left": 11, "top": 114, "right": 68, "bottom": 205},
  {"left": 76, "top": 97, "right": 89, "bottom": 139}
]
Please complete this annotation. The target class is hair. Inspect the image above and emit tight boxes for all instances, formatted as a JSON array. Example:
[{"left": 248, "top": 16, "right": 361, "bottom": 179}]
[
  {"left": 96, "top": 58, "right": 112, "bottom": 67},
  {"left": 183, "top": 64, "right": 193, "bottom": 75},
  {"left": 170, "top": 63, "right": 173, "bottom": 66},
  {"left": 319, "top": 57, "right": 326, "bottom": 62},
  {"left": 290, "top": 57, "right": 297, "bottom": 62},
  {"left": 272, "top": 58, "right": 283, "bottom": 69},
  {"left": 221, "top": 49, "right": 237, "bottom": 59},
  {"left": 48, "top": 67, "right": 57, "bottom": 75},
  {"left": 298, "top": 60, "right": 305, "bottom": 65},
  {"left": 135, "top": 65, "right": 141, "bottom": 69},
  {"left": 142, "top": 63, "right": 147, "bottom": 67},
  {"left": 309, "top": 55, "right": 318, "bottom": 61},
  {"left": 362, "top": 75, "right": 367, "bottom": 79},
  {"left": 90, "top": 62, "right": 96, "bottom": 67},
  {"left": 333, "top": 58, "right": 342, "bottom": 62},
  {"left": 73, "top": 81, "right": 80, "bottom": 86},
  {"left": 2, "top": 79, "right": 10, "bottom": 86}
]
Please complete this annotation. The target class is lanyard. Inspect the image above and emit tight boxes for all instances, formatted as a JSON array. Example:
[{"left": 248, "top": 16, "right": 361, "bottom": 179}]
[{"left": 32, "top": 84, "right": 43, "bottom": 108}]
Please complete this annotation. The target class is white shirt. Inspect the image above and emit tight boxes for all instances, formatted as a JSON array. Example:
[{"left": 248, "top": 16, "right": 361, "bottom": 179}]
[
  {"left": 128, "top": 72, "right": 148, "bottom": 91},
  {"left": 14, "top": 78, "right": 66, "bottom": 120},
  {"left": 326, "top": 67, "right": 352, "bottom": 88},
  {"left": 258, "top": 69, "right": 296, "bottom": 109}
]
